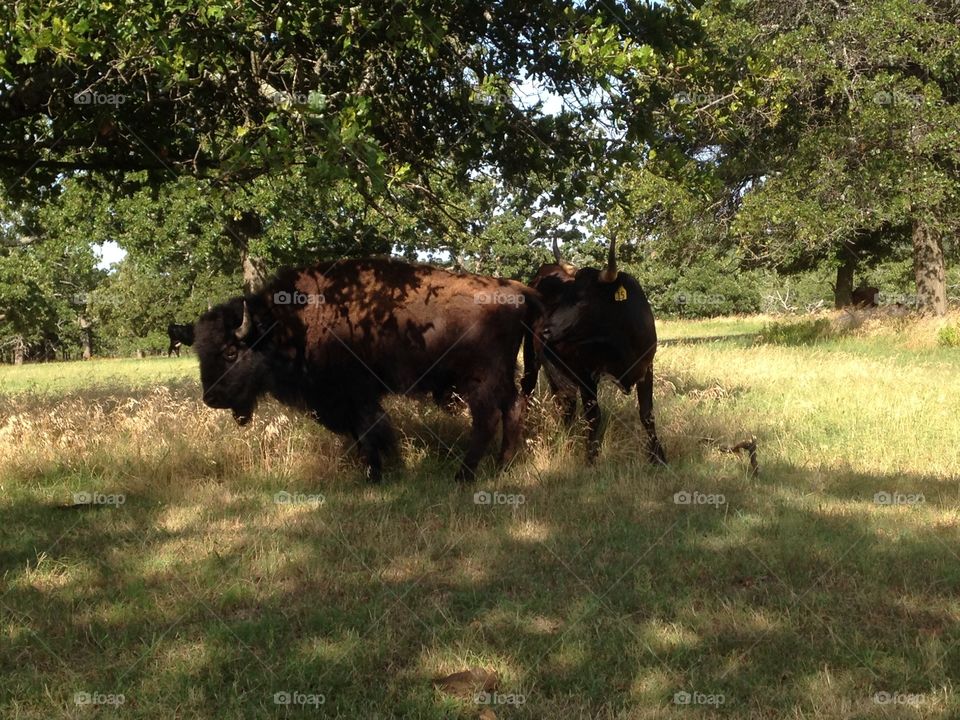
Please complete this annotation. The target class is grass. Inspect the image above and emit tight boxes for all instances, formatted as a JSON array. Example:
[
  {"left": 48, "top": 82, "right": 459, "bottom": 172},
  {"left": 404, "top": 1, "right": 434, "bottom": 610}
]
[{"left": 2, "top": 312, "right": 960, "bottom": 718}]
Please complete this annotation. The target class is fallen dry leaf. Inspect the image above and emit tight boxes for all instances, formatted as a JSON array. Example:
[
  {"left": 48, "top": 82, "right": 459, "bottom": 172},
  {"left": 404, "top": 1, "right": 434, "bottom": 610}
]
[
  {"left": 478, "top": 709, "right": 497, "bottom": 720},
  {"left": 433, "top": 667, "right": 499, "bottom": 699}
]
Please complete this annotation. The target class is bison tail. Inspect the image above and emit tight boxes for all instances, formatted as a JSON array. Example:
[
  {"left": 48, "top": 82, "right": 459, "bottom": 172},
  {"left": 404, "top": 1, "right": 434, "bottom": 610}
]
[{"left": 520, "top": 290, "right": 544, "bottom": 397}]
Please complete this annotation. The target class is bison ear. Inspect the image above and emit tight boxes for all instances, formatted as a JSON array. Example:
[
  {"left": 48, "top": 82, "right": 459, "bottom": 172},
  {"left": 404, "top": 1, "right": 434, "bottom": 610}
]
[
  {"left": 598, "top": 237, "right": 618, "bottom": 283},
  {"left": 235, "top": 300, "right": 253, "bottom": 342}
]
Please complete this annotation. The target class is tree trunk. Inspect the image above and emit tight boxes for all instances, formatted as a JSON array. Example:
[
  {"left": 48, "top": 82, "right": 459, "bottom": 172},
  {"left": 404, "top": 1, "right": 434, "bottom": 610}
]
[
  {"left": 226, "top": 210, "right": 268, "bottom": 293},
  {"left": 913, "top": 219, "right": 946, "bottom": 316},
  {"left": 13, "top": 336, "right": 24, "bottom": 365},
  {"left": 241, "top": 249, "right": 268, "bottom": 293},
  {"left": 834, "top": 253, "right": 856, "bottom": 308},
  {"left": 79, "top": 316, "right": 93, "bottom": 360}
]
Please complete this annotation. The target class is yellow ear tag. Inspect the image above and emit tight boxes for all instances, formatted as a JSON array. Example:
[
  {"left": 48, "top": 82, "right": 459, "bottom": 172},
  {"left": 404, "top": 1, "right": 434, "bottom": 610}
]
[{"left": 614, "top": 285, "right": 628, "bottom": 302}]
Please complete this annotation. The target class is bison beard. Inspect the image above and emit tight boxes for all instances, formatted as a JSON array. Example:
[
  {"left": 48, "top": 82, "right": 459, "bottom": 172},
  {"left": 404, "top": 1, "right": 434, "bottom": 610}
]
[
  {"left": 193, "top": 258, "right": 542, "bottom": 482},
  {"left": 522, "top": 238, "right": 667, "bottom": 465}
]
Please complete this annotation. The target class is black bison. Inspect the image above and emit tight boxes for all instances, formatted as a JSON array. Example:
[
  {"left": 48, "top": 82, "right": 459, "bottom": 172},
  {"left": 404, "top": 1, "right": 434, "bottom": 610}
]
[
  {"left": 522, "top": 238, "right": 667, "bottom": 464},
  {"left": 193, "top": 258, "right": 542, "bottom": 482},
  {"left": 850, "top": 285, "right": 879, "bottom": 308},
  {"left": 167, "top": 323, "right": 195, "bottom": 357}
]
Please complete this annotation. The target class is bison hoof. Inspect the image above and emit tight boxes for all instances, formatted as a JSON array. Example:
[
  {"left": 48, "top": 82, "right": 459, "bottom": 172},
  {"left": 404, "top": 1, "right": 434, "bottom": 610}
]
[{"left": 454, "top": 467, "right": 476, "bottom": 483}]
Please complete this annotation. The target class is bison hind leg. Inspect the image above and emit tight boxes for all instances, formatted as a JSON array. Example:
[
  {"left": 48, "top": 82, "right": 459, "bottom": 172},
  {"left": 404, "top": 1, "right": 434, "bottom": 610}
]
[
  {"left": 455, "top": 393, "right": 501, "bottom": 483},
  {"left": 497, "top": 386, "right": 523, "bottom": 468},
  {"left": 638, "top": 367, "right": 667, "bottom": 465}
]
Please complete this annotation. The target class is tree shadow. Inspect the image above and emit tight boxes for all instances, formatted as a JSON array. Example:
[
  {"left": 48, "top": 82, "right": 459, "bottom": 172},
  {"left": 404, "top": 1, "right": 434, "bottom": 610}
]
[{"left": 3, "top": 421, "right": 960, "bottom": 718}]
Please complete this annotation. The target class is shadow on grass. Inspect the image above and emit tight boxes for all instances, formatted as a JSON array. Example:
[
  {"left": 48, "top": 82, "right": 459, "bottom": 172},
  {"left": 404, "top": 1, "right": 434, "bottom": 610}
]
[{"left": 3, "top": 438, "right": 960, "bottom": 719}]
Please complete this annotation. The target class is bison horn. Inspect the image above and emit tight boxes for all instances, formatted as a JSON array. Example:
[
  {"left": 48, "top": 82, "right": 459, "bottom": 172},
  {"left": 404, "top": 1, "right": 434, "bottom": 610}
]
[
  {"left": 235, "top": 300, "right": 252, "bottom": 341},
  {"left": 552, "top": 237, "right": 576, "bottom": 274},
  {"left": 599, "top": 237, "right": 618, "bottom": 283}
]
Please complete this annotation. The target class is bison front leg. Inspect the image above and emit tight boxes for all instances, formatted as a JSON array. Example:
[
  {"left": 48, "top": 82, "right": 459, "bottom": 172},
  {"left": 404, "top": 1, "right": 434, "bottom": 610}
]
[
  {"left": 350, "top": 402, "right": 397, "bottom": 483},
  {"left": 545, "top": 364, "right": 578, "bottom": 426},
  {"left": 637, "top": 368, "right": 667, "bottom": 465},
  {"left": 580, "top": 379, "right": 602, "bottom": 462}
]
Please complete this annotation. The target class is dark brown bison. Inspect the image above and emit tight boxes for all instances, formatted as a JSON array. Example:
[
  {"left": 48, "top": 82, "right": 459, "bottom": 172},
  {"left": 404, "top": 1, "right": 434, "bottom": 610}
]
[
  {"left": 522, "top": 238, "right": 666, "bottom": 464},
  {"left": 850, "top": 285, "right": 879, "bottom": 308},
  {"left": 193, "top": 258, "right": 542, "bottom": 482},
  {"left": 167, "top": 323, "right": 194, "bottom": 357}
]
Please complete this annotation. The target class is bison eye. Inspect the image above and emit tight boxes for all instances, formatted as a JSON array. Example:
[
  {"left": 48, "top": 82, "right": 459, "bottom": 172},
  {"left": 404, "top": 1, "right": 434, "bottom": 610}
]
[{"left": 223, "top": 346, "right": 239, "bottom": 362}]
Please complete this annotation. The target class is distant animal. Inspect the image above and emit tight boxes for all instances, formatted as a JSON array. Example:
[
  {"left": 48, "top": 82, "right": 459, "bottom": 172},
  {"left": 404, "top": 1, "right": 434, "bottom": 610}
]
[
  {"left": 850, "top": 285, "right": 879, "bottom": 308},
  {"left": 167, "top": 323, "right": 194, "bottom": 357},
  {"left": 522, "top": 238, "right": 666, "bottom": 464},
  {"left": 193, "top": 258, "right": 543, "bottom": 482}
]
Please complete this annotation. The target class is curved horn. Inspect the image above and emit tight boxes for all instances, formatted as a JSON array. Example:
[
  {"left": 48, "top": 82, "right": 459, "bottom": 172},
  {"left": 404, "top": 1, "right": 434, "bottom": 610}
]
[
  {"left": 235, "top": 300, "right": 252, "bottom": 341},
  {"left": 598, "top": 237, "right": 618, "bottom": 283},
  {"left": 551, "top": 237, "right": 576, "bottom": 274}
]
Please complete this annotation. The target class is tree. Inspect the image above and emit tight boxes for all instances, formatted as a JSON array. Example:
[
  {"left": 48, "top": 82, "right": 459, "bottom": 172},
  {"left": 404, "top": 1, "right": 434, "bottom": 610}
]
[{"left": 664, "top": 0, "right": 960, "bottom": 314}]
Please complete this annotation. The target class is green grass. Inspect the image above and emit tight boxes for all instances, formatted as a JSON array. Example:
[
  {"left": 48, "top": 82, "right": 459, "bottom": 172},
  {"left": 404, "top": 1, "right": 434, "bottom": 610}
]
[
  {"left": 2, "top": 314, "right": 960, "bottom": 718},
  {"left": 0, "top": 355, "right": 196, "bottom": 396}
]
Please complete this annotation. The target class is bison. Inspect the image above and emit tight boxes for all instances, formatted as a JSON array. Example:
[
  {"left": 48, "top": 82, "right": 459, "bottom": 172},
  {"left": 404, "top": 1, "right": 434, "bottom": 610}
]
[
  {"left": 193, "top": 258, "right": 542, "bottom": 482},
  {"left": 167, "top": 323, "right": 195, "bottom": 357},
  {"left": 850, "top": 285, "right": 879, "bottom": 308},
  {"left": 522, "top": 238, "right": 667, "bottom": 464}
]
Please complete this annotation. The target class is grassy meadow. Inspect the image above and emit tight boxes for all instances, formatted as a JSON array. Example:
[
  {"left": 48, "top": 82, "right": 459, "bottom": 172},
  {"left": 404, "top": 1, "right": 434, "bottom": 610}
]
[{"left": 2, "top": 311, "right": 960, "bottom": 719}]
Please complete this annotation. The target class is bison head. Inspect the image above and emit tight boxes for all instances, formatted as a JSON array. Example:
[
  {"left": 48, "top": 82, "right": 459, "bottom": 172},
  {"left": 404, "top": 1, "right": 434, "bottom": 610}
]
[
  {"left": 531, "top": 237, "right": 655, "bottom": 387},
  {"left": 193, "top": 298, "right": 270, "bottom": 425}
]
